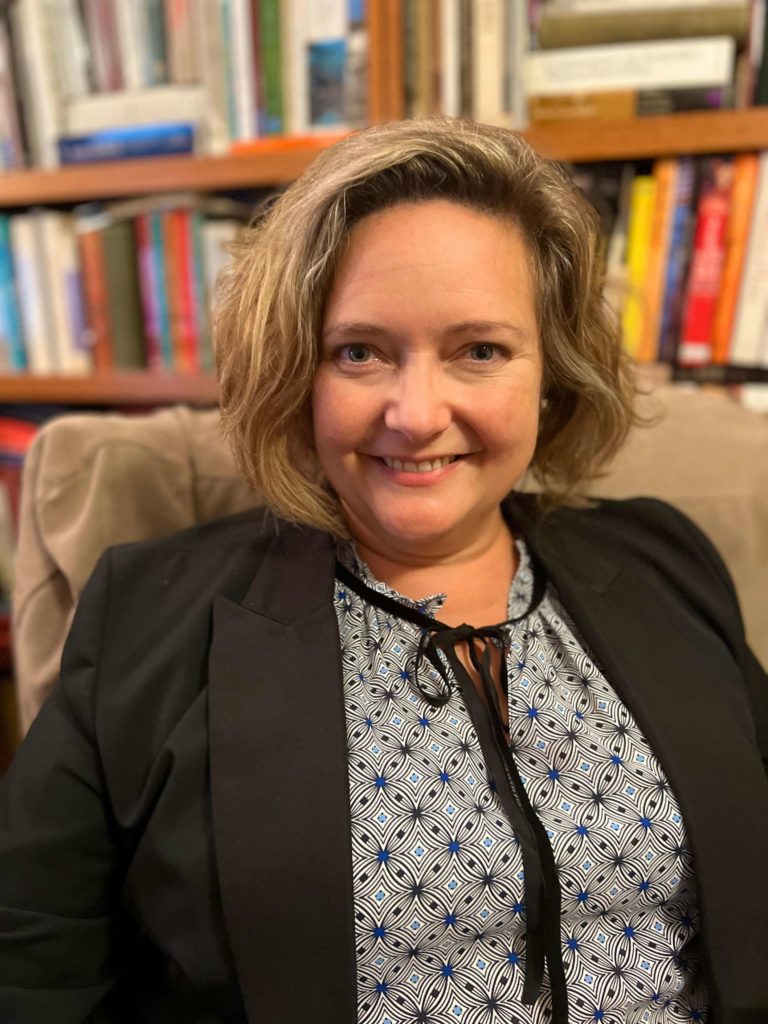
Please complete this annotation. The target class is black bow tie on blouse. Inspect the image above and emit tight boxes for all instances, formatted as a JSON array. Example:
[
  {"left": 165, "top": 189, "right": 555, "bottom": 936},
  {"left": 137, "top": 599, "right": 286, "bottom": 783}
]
[{"left": 334, "top": 558, "right": 569, "bottom": 1024}]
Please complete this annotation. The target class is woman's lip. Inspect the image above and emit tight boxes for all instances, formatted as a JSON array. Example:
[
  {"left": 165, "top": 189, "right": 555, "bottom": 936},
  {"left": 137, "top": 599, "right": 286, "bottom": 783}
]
[{"left": 369, "top": 454, "right": 465, "bottom": 485}]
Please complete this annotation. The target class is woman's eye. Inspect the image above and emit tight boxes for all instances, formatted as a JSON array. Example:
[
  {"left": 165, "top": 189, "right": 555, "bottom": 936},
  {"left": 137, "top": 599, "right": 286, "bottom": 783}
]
[
  {"left": 468, "top": 343, "right": 499, "bottom": 362},
  {"left": 340, "top": 343, "right": 374, "bottom": 363}
]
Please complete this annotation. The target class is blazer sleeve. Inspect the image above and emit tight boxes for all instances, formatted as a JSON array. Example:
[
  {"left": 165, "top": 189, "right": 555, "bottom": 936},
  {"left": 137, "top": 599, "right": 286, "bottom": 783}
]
[
  {"left": 648, "top": 497, "right": 768, "bottom": 772},
  {"left": 0, "top": 553, "right": 122, "bottom": 1024}
]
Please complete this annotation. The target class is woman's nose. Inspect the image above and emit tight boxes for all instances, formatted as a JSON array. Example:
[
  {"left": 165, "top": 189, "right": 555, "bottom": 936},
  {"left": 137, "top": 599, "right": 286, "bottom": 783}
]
[{"left": 383, "top": 364, "right": 452, "bottom": 442}]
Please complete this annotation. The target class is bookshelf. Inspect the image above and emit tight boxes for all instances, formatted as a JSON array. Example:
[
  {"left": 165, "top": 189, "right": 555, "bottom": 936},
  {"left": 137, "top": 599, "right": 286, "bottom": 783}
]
[{"left": 4, "top": 110, "right": 768, "bottom": 210}]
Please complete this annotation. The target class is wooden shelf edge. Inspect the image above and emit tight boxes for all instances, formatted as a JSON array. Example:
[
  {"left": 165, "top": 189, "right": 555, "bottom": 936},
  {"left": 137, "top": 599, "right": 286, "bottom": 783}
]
[
  {"left": 526, "top": 108, "right": 768, "bottom": 163},
  {"left": 0, "top": 373, "right": 219, "bottom": 406},
  {"left": 5, "top": 110, "right": 768, "bottom": 205}
]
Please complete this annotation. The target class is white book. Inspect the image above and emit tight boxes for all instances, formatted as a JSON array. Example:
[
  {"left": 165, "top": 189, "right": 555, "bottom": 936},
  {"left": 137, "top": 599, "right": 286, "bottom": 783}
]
[
  {"left": 36, "top": 212, "right": 91, "bottom": 375},
  {"left": 504, "top": 0, "right": 529, "bottom": 129},
  {"left": 44, "top": 0, "right": 90, "bottom": 100},
  {"left": 284, "top": 0, "right": 348, "bottom": 134},
  {"left": 440, "top": 0, "right": 461, "bottom": 117},
  {"left": 11, "top": 0, "right": 61, "bottom": 168},
  {"left": 9, "top": 214, "right": 54, "bottom": 374},
  {"left": 524, "top": 36, "right": 736, "bottom": 96},
  {"left": 190, "top": 0, "right": 230, "bottom": 153},
  {"left": 64, "top": 85, "right": 206, "bottom": 134},
  {"left": 202, "top": 219, "right": 241, "bottom": 320},
  {"left": 113, "top": 0, "right": 148, "bottom": 89},
  {"left": 472, "top": 0, "right": 505, "bottom": 125},
  {"left": 229, "top": 0, "right": 258, "bottom": 140},
  {"left": 729, "top": 152, "right": 768, "bottom": 366}
]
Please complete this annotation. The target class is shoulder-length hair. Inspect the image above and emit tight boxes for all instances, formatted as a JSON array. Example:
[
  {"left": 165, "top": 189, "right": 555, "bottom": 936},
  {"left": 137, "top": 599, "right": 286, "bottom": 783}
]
[{"left": 216, "top": 117, "right": 638, "bottom": 536}]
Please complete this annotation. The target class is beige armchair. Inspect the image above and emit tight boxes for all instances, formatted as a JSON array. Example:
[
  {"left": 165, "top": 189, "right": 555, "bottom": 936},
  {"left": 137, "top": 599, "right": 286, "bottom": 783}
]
[{"left": 11, "top": 386, "right": 768, "bottom": 735}]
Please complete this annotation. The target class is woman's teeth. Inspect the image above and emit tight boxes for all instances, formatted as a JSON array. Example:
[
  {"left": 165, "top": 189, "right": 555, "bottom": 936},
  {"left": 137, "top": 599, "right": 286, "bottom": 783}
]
[{"left": 382, "top": 455, "right": 457, "bottom": 473}]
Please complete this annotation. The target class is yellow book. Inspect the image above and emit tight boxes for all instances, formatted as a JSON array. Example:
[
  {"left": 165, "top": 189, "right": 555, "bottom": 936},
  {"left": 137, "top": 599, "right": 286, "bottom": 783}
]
[
  {"left": 637, "top": 159, "right": 678, "bottom": 363},
  {"left": 621, "top": 175, "right": 657, "bottom": 359}
]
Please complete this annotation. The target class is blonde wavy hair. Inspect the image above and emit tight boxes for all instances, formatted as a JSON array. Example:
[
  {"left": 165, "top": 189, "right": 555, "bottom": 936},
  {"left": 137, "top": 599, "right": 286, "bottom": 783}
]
[{"left": 216, "top": 118, "right": 638, "bottom": 536}]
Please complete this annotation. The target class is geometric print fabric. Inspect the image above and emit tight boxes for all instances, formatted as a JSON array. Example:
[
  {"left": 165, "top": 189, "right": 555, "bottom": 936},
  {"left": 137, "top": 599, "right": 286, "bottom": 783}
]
[{"left": 335, "top": 540, "right": 709, "bottom": 1024}]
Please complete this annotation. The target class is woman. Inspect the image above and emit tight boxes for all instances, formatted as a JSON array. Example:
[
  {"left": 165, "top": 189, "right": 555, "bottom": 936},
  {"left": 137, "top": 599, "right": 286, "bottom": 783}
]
[{"left": 1, "top": 119, "right": 766, "bottom": 1024}]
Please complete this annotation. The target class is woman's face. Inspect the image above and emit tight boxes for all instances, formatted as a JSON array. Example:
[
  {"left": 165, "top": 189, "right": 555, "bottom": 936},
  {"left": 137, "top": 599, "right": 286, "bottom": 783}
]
[{"left": 313, "top": 199, "right": 542, "bottom": 559}]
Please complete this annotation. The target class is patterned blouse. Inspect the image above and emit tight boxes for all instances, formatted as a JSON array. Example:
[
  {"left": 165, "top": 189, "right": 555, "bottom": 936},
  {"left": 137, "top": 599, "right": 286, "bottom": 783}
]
[{"left": 334, "top": 539, "right": 709, "bottom": 1024}]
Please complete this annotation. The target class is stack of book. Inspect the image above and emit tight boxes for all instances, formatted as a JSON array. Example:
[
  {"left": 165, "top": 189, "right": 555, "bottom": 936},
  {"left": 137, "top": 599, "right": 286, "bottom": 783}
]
[
  {"left": 526, "top": 0, "right": 756, "bottom": 124},
  {"left": 576, "top": 150, "right": 768, "bottom": 372},
  {"left": 0, "top": 195, "right": 251, "bottom": 375},
  {"left": 0, "top": 0, "right": 367, "bottom": 169},
  {"left": 369, "top": 1, "right": 757, "bottom": 126}
]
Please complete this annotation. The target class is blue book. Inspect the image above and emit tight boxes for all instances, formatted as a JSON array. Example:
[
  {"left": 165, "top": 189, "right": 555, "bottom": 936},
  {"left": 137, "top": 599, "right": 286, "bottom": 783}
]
[
  {"left": 57, "top": 123, "right": 195, "bottom": 164},
  {"left": 0, "top": 215, "right": 26, "bottom": 372}
]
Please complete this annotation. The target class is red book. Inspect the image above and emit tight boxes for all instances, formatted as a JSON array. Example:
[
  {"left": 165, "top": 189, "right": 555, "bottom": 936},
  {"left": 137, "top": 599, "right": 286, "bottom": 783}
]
[
  {"left": 77, "top": 224, "right": 113, "bottom": 371},
  {"left": 171, "top": 209, "right": 198, "bottom": 373},
  {"left": 677, "top": 158, "right": 734, "bottom": 366}
]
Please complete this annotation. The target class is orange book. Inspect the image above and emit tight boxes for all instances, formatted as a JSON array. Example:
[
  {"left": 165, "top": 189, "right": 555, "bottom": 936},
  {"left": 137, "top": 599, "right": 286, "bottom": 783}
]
[
  {"left": 76, "top": 223, "right": 113, "bottom": 371},
  {"left": 162, "top": 209, "right": 185, "bottom": 371},
  {"left": 636, "top": 158, "right": 678, "bottom": 364},
  {"left": 710, "top": 152, "right": 759, "bottom": 364},
  {"left": 171, "top": 208, "right": 199, "bottom": 373}
]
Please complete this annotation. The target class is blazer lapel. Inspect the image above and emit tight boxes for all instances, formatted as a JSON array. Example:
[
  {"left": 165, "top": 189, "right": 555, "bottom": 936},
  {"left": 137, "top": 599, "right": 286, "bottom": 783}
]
[
  {"left": 208, "top": 524, "right": 357, "bottom": 1024},
  {"left": 507, "top": 495, "right": 768, "bottom": 1020}
]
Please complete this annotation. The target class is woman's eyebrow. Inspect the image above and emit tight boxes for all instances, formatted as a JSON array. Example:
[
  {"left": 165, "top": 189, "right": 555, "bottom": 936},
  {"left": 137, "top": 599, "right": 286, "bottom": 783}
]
[{"left": 322, "top": 319, "right": 528, "bottom": 340}]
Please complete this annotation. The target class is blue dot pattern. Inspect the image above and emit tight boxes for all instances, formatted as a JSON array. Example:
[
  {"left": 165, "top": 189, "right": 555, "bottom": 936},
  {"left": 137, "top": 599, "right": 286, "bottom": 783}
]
[{"left": 335, "top": 540, "right": 709, "bottom": 1024}]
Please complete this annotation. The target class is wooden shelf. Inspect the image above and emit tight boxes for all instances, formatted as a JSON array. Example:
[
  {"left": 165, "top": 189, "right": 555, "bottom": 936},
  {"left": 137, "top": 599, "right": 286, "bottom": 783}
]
[
  {"left": 0, "top": 372, "right": 218, "bottom": 406},
  {"left": 5, "top": 111, "right": 768, "bottom": 206}
]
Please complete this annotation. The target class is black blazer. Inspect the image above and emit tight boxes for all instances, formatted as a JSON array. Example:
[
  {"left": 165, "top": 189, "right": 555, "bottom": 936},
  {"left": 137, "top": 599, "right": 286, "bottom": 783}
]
[{"left": 1, "top": 495, "right": 767, "bottom": 1024}]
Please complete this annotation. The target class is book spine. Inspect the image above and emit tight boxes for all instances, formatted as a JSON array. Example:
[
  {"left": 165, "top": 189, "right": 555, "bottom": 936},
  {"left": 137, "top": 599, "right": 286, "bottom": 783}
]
[
  {"left": 192, "top": 0, "right": 231, "bottom": 153},
  {"left": 101, "top": 220, "right": 147, "bottom": 369},
  {"left": 728, "top": 150, "right": 768, "bottom": 365},
  {"left": 82, "top": 0, "right": 123, "bottom": 92},
  {"left": 57, "top": 123, "right": 195, "bottom": 163},
  {"left": 76, "top": 219, "right": 113, "bottom": 371},
  {"left": 134, "top": 212, "right": 164, "bottom": 370},
  {"left": 114, "top": 0, "right": 146, "bottom": 89},
  {"left": 537, "top": 5, "right": 751, "bottom": 49},
  {"left": 150, "top": 210, "right": 174, "bottom": 368},
  {"left": 145, "top": 0, "right": 169, "bottom": 85},
  {"left": 440, "top": 0, "right": 461, "bottom": 116},
  {"left": 0, "top": 15, "right": 25, "bottom": 169},
  {"left": 658, "top": 157, "right": 699, "bottom": 362},
  {"left": 37, "top": 212, "right": 91, "bottom": 375},
  {"left": 711, "top": 151, "right": 759, "bottom": 363},
  {"left": 162, "top": 209, "right": 184, "bottom": 370},
  {"left": 472, "top": 0, "right": 505, "bottom": 124},
  {"left": 166, "top": 0, "right": 198, "bottom": 83},
  {"left": 172, "top": 209, "right": 198, "bottom": 372},
  {"left": 11, "top": 0, "right": 61, "bottom": 168},
  {"left": 621, "top": 174, "right": 657, "bottom": 359},
  {"left": 0, "top": 216, "right": 26, "bottom": 371},
  {"left": 258, "top": 0, "right": 284, "bottom": 134},
  {"left": 524, "top": 36, "right": 736, "bottom": 96},
  {"left": 229, "top": 0, "right": 258, "bottom": 139},
  {"left": 677, "top": 157, "right": 734, "bottom": 366},
  {"left": 10, "top": 214, "right": 53, "bottom": 374},
  {"left": 528, "top": 85, "right": 730, "bottom": 122},
  {"left": 458, "top": 0, "right": 473, "bottom": 117},
  {"left": 504, "top": 0, "right": 531, "bottom": 128},
  {"left": 636, "top": 157, "right": 678, "bottom": 363},
  {"left": 192, "top": 211, "right": 213, "bottom": 372}
]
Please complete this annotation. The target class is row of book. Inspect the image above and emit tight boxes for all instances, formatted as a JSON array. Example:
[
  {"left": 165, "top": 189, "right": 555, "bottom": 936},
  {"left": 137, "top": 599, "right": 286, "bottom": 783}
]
[
  {"left": 0, "top": 196, "right": 250, "bottom": 376},
  {"left": 0, "top": 0, "right": 367, "bottom": 169},
  {"left": 576, "top": 150, "right": 768, "bottom": 370},
  {"left": 377, "top": 1, "right": 760, "bottom": 127}
]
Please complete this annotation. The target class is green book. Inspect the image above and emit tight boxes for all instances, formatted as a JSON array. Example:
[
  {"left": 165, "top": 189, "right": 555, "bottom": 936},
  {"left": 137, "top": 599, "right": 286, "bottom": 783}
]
[
  {"left": 259, "top": 0, "right": 284, "bottom": 134},
  {"left": 102, "top": 220, "right": 147, "bottom": 370}
]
